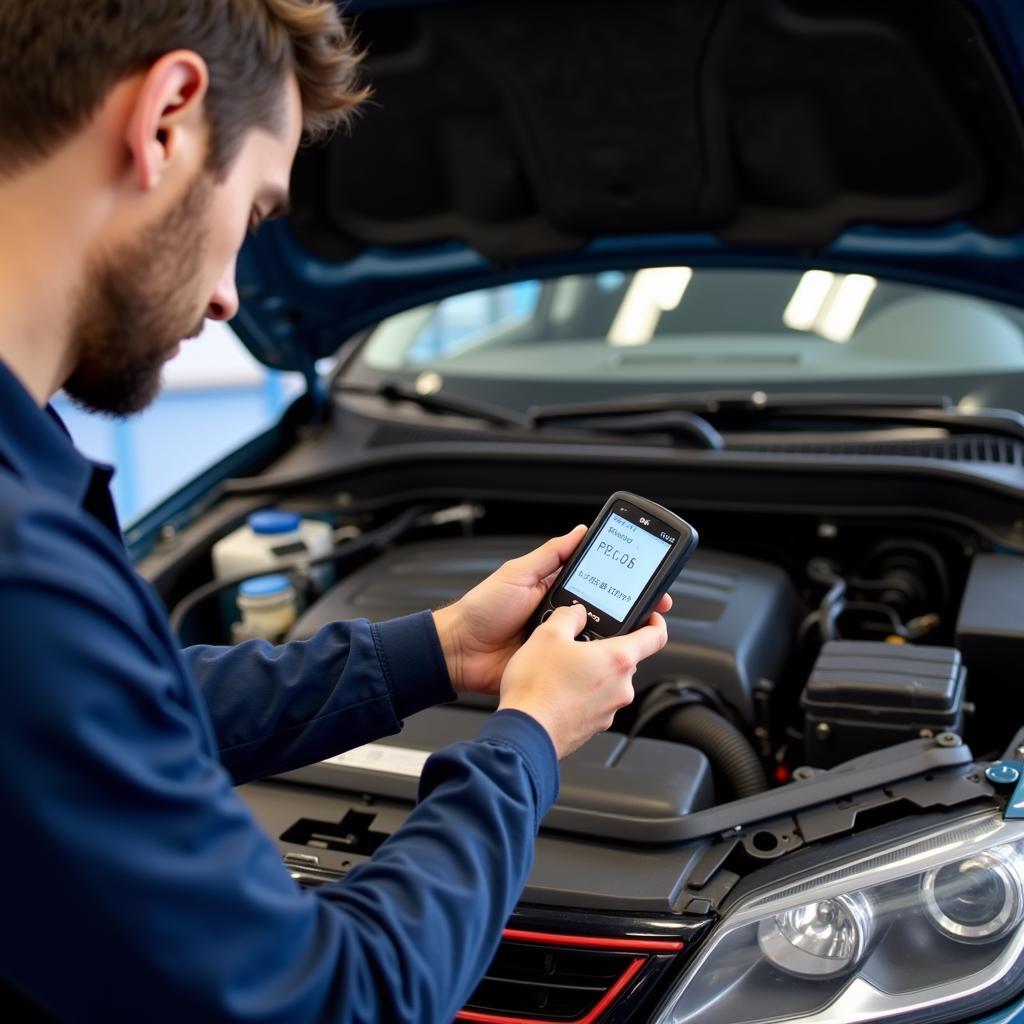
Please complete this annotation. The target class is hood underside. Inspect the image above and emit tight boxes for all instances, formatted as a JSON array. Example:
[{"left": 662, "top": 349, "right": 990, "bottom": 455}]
[{"left": 235, "top": 0, "right": 1024, "bottom": 372}]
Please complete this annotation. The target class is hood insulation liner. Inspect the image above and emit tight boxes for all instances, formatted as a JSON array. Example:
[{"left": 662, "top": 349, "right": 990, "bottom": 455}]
[{"left": 287, "top": 0, "right": 1024, "bottom": 263}]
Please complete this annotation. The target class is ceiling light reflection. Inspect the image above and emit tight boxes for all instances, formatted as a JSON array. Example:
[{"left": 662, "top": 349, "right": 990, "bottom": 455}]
[
  {"left": 608, "top": 266, "right": 693, "bottom": 347},
  {"left": 818, "top": 274, "right": 878, "bottom": 343},
  {"left": 783, "top": 271, "right": 836, "bottom": 331},
  {"left": 784, "top": 270, "right": 877, "bottom": 343}
]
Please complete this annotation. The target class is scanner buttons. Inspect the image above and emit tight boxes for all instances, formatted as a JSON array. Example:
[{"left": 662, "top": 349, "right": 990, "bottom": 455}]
[{"left": 540, "top": 608, "right": 597, "bottom": 640}]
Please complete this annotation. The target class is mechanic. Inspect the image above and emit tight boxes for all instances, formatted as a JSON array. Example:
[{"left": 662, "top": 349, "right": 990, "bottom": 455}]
[{"left": 0, "top": 3, "right": 672, "bottom": 1022}]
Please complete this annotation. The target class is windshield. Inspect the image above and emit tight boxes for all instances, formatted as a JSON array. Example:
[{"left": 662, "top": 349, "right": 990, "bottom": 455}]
[{"left": 353, "top": 269, "right": 1024, "bottom": 413}]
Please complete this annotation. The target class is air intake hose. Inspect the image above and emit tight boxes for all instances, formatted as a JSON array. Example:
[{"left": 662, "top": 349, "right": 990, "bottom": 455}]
[{"left": 663, "top": 703, "right": 767, "bottom": 800}]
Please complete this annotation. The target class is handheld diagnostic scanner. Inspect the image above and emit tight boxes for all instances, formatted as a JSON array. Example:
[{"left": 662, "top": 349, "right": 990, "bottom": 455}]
[{"left": 532, "top": 491, "right": 698, "bottom": 640}]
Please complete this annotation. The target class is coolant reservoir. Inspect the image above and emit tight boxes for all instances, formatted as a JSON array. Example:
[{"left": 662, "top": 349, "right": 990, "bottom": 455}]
[
  {"left": 231, "top": 575, "right": 298, "bottom": 643},
  {"left": 212, "top": 510, "right": 334, "bottom": 642},
  {"left": 212, "top": 510, "right": 333, "bottom": 581}
]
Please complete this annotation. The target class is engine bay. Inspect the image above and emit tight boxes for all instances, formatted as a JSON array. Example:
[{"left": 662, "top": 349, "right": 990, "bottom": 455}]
[
  {"left": 152, "top": 478, "right": 1021, "bottom": 911},
  {"left": 171, "top": 492, "right": 1024, "bottom": 771},
  {"left": 269, "top": 511, "right": 1009, "bottom": 816},
  {"left": 129, "top": 350, "right": 1024, "bottom": 918}
]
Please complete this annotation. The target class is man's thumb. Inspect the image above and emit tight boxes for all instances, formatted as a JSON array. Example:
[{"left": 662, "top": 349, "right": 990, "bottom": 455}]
[{"left": 544, "top": 603, "right": 587, "bottom": 638}]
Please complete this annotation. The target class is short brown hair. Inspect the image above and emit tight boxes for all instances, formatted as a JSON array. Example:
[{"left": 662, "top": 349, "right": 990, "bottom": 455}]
[{"left": 0, "top": 0, "right": 369, "bottom": 177}]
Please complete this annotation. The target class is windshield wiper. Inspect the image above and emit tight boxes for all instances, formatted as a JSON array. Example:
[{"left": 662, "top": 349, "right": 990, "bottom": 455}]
[
  {"left": 339, "top": 380, "right": 726, "bottom": 448},
  {"left": 337, "top": 380, "right": 531, "bottom": 429},
  {"left": 532, "top": 408, "right": 726, "bottom": 450},
  {"left": 530, "top": 390, "right": 950, "bottom": 421},
  {"left": 339, "top": 383, "right": 1024, "bottom": 447},
  {"left": 529, "top": 391, "right": 1024, "bottom": 442}
]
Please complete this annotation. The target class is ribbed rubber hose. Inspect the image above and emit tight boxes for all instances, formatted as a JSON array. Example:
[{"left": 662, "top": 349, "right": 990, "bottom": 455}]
[{"left": 663, "top": 703, "right": 767, "bottom": 799}]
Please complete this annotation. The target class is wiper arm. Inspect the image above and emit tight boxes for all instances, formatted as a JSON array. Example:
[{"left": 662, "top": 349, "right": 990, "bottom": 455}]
[
  {"left": 529, "top": 390, "right": 1024, "bottom": 441},
  {"left": 532, "top": 409, "right": 726, "bottom": 450},
  {"left": 715, "top": 392, "right": 1024, "bottom": 441},
  {"left": 337, "top": 380, "right": 531, "bottom": 429},
  {"left": 529, "top": 390, "right": 953, "bottom": 422},
  {"left": 338, "top": 380, "right": 726, "bottom": 448},
  {"left": 338, "top": 383, "right": 1024, "bottom": 447}
]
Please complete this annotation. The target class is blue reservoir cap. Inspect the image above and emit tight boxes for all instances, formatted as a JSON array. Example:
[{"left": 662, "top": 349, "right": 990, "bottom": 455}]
[
  {"left": 239, "top": 575, "right": 292, "bottom": 599},
  {"left": 248, "top": 510, "right": 302, "bottom": 535}
]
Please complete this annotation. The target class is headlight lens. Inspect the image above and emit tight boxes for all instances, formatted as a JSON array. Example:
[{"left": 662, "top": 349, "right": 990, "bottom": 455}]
[
  {"left": 758, "top": 892, "right": 873, "bottom": 977},
  {"left": 654, "top": 812, "right": 1024, "bottom": 1024},
  {"left": 922, "top": 846, "right": 1024, "bottom": 944}
]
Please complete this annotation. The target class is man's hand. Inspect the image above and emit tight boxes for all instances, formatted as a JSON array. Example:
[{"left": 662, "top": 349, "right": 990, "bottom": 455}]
[
  {"left": 432, "top": 525, "right": 590, "bottom": 696},
  {"left": 432, "top": 528, "right": 671, "bottom": 704},
  {"left": 498, "top": 603, "right": 669, "bottom": 759}
]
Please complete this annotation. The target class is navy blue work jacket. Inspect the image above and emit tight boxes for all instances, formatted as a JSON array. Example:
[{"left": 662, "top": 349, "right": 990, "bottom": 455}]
[{"left": 0, "top": 360, "right": 559, "bottom": 1022}]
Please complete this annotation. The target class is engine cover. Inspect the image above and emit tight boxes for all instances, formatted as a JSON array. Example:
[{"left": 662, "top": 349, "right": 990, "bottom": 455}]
[{"left": 289, "top": 536, "right": 798, "bottom": 723}]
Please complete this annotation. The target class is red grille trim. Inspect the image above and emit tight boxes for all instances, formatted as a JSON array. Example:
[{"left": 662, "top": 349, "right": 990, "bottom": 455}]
[
  {"left": 501, "top": 928, "right": 685, "bottom": 953},
  {"left": 457, "top": 955, "right": 646, "bottom": 1024}
]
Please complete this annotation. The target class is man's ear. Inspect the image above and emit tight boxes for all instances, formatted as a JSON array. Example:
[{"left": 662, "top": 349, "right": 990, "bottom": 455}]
[{"left": 125, "top": 50, "right": 210, "bottom": 193}]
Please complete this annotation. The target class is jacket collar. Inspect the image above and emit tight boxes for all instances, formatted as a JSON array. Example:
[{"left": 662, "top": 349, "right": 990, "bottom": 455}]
[{"left": 0, "top": 358, "right": 105, "bottom": 511}]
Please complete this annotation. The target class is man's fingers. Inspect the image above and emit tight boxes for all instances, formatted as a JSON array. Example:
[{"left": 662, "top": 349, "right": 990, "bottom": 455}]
[
  {"left": 515, "top": 525, "right": 586, "bottom": 584},
  {"left": 606, "top": 612, "right": 669, "bottom": 665},
  {"left": 655, "top": 593, "right": 673, "bottom": 614},
  {"left": 543, "top": 603, "right": 587, "bottom": 639}
]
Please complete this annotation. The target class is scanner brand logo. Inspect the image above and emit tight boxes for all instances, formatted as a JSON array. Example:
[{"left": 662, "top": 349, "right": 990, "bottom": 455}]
[{"left": 639, "top": 517, "right": 651, "bottom": 526}]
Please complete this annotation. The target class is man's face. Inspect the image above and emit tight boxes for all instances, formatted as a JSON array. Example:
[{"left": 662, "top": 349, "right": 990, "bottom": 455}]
[{"left": 64, "top": 76, "right": 302, "bottom": 417}]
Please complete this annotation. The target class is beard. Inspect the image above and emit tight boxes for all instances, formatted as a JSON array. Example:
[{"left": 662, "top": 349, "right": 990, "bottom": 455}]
[{"left": 63, "top": 173, "right": 212, "bottom": 417}]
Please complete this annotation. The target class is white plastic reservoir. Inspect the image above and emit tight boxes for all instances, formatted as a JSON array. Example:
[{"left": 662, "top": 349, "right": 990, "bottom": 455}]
[
  {"left": 212, "top": 510, "right": 334, "bottom": 582},
  {"left": 232, "top": 574, "right": 298, "bottom": 643}
]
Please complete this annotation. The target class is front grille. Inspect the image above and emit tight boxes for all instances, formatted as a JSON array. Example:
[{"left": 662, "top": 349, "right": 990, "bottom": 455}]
[
  {"left": 730, "top": 434, "right": 1024, "bottom": 464},
  {"left": 457, "top": 929, "right": 685, "bottom": 1024},
  {"left": 286, "top": 863, "right": 700, "bottom": 1021}
]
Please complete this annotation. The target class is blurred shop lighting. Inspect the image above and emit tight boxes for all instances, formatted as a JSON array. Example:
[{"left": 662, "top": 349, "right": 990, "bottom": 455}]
[
  {"left": 819, "top": 274, "right": 878, "bottom": 342},
  {"left": 783, "top": 270, "right": 878, "bottom": 342},
  {"left": 608, "top": 266, "right": 693, "bottom": 346},
  {"left": 783, "top": 270, "right": 836, "bottom": 330},
  {"left": 415, "top": 371, "right": 444, "bottom": 394}
]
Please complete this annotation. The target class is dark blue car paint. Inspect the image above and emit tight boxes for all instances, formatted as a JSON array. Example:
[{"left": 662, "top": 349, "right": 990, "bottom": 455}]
[{"left": 231, "top": 0, "right": 1024, "bottom": 376}]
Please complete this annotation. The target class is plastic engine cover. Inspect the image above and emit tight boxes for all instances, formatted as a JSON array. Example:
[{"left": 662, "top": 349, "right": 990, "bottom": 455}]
[
  {"left": 289, "top": 536, "right": 798, "bottom": 723},
  {"left": 280, "top": 705, "right": 716, "bottom": 827}
]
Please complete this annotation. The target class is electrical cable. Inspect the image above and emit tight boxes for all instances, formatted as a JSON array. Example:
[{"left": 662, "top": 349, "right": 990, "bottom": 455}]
[
  {"left": 801, "top": 559, "right": 848, "bottom": 644},
  {"left": 169, "top": 503, "right": 437, "bottom": 640}
]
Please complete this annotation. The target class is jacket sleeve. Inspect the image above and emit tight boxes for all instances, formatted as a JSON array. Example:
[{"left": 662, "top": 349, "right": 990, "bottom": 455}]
[
  {"left": 181, "top": 613, "right": 457, "bottom": 784},
  {"left": 0, "top": 505, "right": 559, "bottom": 1024}
]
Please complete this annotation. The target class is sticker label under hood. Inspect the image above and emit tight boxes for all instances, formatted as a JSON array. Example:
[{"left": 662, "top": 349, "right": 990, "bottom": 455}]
[{"left": 324, "top": 742, "right": 431, "bottom": 778}]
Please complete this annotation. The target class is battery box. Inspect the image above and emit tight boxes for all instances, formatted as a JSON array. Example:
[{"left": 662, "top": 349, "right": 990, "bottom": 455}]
[
  {"left": 955, "top": 553, "right": 1024, "bottom": 745},
  {"left": 801, "top": 640, "right": 965, "bottom": 769}
]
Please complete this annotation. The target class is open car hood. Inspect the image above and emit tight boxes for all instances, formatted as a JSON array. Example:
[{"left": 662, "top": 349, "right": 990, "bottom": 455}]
[{"left": 234, "top": 0, "right": 1024, "bottom": 374}]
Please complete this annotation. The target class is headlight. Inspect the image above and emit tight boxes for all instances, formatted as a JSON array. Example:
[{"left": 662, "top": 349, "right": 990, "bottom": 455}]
[
  {"left": 654, "top": 811, "right": 1024, "bottom": 1024},
  {"left": 922, "top": 846, "right": 1024, "bottom": 944},
  {"left": 757, "top": 891, "right": 874, "bottom": 977}
]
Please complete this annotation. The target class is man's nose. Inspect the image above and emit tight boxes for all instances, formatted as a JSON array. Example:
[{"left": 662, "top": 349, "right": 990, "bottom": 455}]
[{"left": 207, "top": 257, "right": 239, "bottom": 321}]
